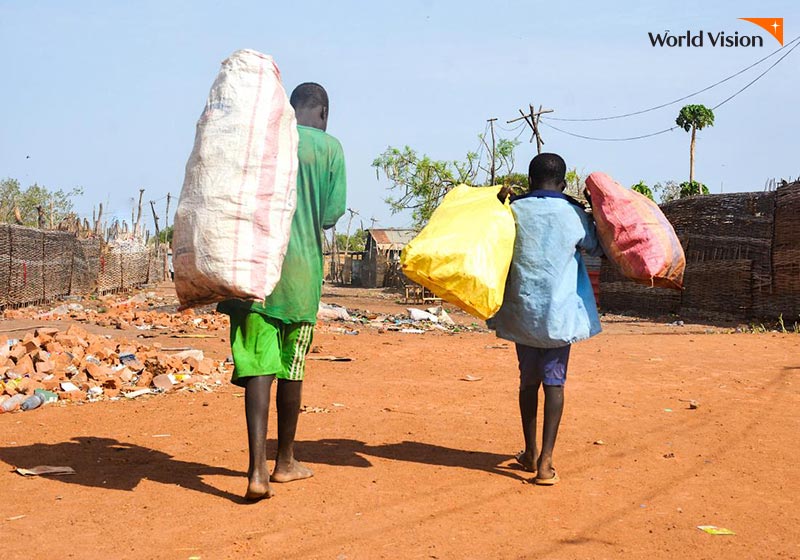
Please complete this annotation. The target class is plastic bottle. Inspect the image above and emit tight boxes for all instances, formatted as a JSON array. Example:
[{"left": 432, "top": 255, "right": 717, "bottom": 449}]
[
  {"left": 1, "top": 394, "right": 26, "bottom": 413},
  {"left": 21, "top": 394, "right": 44, "bottom": 411}
]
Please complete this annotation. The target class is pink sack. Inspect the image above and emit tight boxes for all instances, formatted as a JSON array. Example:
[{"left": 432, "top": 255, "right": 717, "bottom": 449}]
[{"left": 586, "top": 172, "right": 685, "bottom": 289}]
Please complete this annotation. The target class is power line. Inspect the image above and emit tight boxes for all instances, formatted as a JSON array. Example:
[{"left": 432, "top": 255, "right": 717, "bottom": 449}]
[
  {"left": 544, "top": 34, "right": 800, "bottom": 122},
  {"left": 539, "top": 36, "right": 799, "bottom": 142},
  {"left": 712, "top": 38, "right": 800, "bottom": 109},
  {"left": 540, "top": 121, "right": 678, "bottom": 142}
]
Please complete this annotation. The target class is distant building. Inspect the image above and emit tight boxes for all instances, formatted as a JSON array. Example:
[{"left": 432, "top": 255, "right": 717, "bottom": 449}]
[{"left": 361, "top": 228, "right": 416, "bottom": 288}]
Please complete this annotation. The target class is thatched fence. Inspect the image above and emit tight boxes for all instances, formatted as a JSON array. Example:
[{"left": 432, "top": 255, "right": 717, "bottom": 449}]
[
  {"left": 600, "top": 181, "right": 800, "bottom": 321},
  {"left": 0, "top": 224, "right": 166, "bottom": 308}
]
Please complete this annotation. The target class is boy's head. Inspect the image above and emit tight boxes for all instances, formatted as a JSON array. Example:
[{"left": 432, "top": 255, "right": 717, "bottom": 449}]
[
  {"left": 290, "top": 82, "right": 329, "bottom": 131},
  {"left": 528, "top": 153, "right": 567, "bottom": 192}
]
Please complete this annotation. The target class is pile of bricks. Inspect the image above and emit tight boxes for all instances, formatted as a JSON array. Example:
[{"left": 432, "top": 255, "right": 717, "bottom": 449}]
[
  {"left": 3, "top": 301, "right": 228, "bottom": 333},
  {"left": 0, "top": 325, "right": 229, "bottom": 410}
]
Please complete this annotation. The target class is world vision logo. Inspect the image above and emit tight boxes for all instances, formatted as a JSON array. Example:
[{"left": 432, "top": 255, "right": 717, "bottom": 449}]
[{"left": 649, "top": 18, "right": 784, "bottom": 47}]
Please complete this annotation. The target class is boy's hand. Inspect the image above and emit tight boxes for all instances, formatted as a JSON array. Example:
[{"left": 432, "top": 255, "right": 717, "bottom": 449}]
[
  {"left": 583, "top": 188, "right": 593, "bottom": 208},
  {"left": 497, "top": 185, "right": 514, "bottom": 203}
]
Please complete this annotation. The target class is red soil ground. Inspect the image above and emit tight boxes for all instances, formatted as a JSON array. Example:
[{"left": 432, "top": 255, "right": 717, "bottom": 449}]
[{"left": 0, "top": 286, "right": 798, "bottom": 559}]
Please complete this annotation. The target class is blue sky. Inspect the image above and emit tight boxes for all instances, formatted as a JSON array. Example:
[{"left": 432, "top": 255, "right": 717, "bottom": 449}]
[{"left": 1, "top": 0, "right": 798, "bottom": 232}]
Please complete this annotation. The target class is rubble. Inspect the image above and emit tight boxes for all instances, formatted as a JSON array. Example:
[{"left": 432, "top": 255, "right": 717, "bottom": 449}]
[
  {"left": 315, "top": 302, "right": 484, "bottom": 334},
  {"left": 0, "top": 325, "right": 229, "bottom": 412}
]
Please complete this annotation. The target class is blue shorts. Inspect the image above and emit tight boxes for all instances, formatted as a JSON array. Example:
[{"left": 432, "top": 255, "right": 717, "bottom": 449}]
[{"left": 515, "top": 344, "right": 571, "bottom": 387}]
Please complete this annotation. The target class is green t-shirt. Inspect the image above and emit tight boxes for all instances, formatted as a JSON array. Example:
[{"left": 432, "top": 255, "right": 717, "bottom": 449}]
[{"left": 219, "top": 125, "right": 346, "bottom": 322}]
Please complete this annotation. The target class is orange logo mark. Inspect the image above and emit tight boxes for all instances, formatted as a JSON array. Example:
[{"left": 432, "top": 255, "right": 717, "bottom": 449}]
[{"left": 740, "top": 18, "right": 784, "bottom": 45}]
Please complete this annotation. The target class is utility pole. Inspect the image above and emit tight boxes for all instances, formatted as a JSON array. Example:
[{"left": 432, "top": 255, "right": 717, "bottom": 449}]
[
  {"left": 507, "top": 104, "right": 553, "bottom": 154},
  {"left": 149, "top": 200, "right": 160, "bottom": 240},
  {"left": 134, "top": 188, "right": 145, "bottom": 238},
  {"left": 341, "top": 208, "right": 358, "bottom": 284},
  {"left": 165, "top": 193, "right": 172, "bottom": 234},
  {"left": 488, "top": 118, "right": 497, "bottom": 185}
]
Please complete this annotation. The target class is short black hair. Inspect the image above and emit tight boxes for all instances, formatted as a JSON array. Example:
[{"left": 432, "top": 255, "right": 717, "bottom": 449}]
[
  {"left": 290, "top": 82, "right": 329, "bottom": 111},
  {"left": 528, "top": 153, "right": 566, "bottom": 188}
]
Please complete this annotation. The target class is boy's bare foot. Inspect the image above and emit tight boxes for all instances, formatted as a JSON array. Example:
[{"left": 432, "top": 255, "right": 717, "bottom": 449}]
[
  {"left": 514, "top": 450, "right": 537, "bottom": 473},
  {"left": 245, "top": 469, "right": 274, "bottom": 501},
  {"left": 271, "top": 459, "right": 314, "bottom": 483}
]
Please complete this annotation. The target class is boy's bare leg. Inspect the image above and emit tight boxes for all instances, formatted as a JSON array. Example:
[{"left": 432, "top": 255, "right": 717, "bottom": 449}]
[
  {"left": 244, "top": 375, "right": 275, "bottom": 500},
  {"left": 517, "top": 383, "right": 541, "bottom": 472},
  {"left": 537, "top": 385, "right": 564, "bottom": 480},
  {"left": 271, "top": 379, "right": 314, "bottom": 482}
]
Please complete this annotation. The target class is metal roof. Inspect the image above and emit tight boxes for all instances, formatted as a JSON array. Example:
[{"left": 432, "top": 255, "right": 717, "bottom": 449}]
[{"left": 367, "top": 228, "right": 416, "bottom": 250}]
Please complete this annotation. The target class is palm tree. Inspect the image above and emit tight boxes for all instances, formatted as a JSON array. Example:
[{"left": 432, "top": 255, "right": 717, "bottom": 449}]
[{"left": 675, "top": 104, "right": 715, "bottom": 184}]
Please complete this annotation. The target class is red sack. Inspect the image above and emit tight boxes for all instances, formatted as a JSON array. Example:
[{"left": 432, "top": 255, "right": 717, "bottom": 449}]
[{"left": 586, "top": 172, "right": 685, "bottom": 289}]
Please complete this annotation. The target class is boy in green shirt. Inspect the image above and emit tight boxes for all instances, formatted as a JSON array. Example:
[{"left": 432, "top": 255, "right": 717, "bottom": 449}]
[{"left": 218, "top": 82, "right": 346, "bottom": 501}]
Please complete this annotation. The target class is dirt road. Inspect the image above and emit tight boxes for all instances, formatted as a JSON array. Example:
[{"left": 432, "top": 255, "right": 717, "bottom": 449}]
[{"left": 1, "top": 289, "right": 798, "bottom": 559}]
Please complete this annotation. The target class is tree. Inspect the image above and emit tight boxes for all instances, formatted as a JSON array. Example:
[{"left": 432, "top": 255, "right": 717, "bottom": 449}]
[
  {"left": 679, "top": 180, "right": 710, "bottom": 198},
  {"left": 373, "top": 132, "right": 520, "bottom": 228},
  {"left": 0, "top": 178, "right": 83, "bottom": 228},
  {"left": 336, "top": 228, "right": 366, "bottom": 252},
  {"left": 564, "top": 168, "right": 587, "bottom": 202},
  {"left": 631, "top": 180, "right": 655, "bottom": 201},
  {"left": 675, "top": 104, "right": 715, "bottom": 184},
  {"left": 157, "top": 225, "right": 174, "bottom": 244},
  {"left": 653, "top": 180, "right": 680, "bottom": 203}
]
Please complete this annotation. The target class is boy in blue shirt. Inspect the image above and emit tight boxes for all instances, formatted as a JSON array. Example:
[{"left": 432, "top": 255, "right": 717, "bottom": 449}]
[{"left": 492, "top": 153, "right": 604, "bottom": 485}]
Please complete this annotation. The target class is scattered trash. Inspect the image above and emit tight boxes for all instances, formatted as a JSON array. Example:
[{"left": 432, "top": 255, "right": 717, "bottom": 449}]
[
  {"left": 400, "top": 328, "right": 425, "bottom": 334},
  {"left": 6, "top": 515, "right": 26, "bottom": 521},
  {"left": 663, "top": 408, "right": 673, "bottom": 412},
  {"left": 663, "top": 452, "right": 675, "bottom": 459},
  {"left": 306, "top": 355, "right": 352, "bottom": 362},
  {"left": 332, "top": 402, "right": 345, "bottom": 407},
  {"left": 152, "top": 434, "right": 171, "bottom": 438},
  {"left": 593, "top": 440, "right": 606, "bottom": 445},
  {"left": 697, "top": 525, "right": 735, "bottom": 535},
  {"left": 461, "top": 374, "right": 482, "bottom": 382},
  {"left": 407, "top": 308, "right": 439, "bottom": 323},
  {"left": 300, "top": 405, "right": 331, "bottom": 414},
  {"left": 15, "top": 466, "right": 76, "bottom": 477},
  {"left": 485, "top": 344, "right": 509, "bottom": 349},
  {"left": 679, "top": 398, "right": 700, "bottom": 409},
  {"left": 317, "top": 302, "right": 352, "bottom": 322},
  {"left": 123, "top": 389, "right": 154, "bottom": 399}
]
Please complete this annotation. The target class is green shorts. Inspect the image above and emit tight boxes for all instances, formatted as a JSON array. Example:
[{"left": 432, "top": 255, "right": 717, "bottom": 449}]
[{"left": 228, "top": 310, "right": 314, "bottom": 386}]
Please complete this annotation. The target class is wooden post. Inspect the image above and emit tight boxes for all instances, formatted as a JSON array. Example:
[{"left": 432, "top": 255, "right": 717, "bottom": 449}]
[
  {"left": 165, "top": 193, "right": 171, "bottom": 234},
  {"left": 507, "top": 105, "right": 554, "bottom": 153},
  {"left": 488, "top": 118, "right": 497, "bottom": 185},
  {"left": 94, "top": 203, "right": 103, "bottom": 236},
  {"left": 149, "top": 200, "right": 160, "bottom": 239},
  {"left": 134, "top": 188, "right": 145, "bottom": 237}
]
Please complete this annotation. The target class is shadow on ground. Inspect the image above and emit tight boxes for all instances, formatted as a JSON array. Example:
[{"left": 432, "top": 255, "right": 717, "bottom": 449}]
[
  {"left": 296, "top": 438, "right": 528, "bottom": 481},
  {"left": 0, "top": 436, "right": 246, "bottom": 502}
]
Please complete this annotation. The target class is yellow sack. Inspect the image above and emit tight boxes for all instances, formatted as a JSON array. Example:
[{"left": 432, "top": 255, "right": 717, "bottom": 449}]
[{"left": 400, "top": 184, "right": 516, "bottom": 320}]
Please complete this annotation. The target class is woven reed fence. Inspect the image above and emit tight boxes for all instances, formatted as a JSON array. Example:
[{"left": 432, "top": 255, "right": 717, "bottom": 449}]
[
  {"left": 0, "top": 224, "right": 166, "bottom": 307},
  {"left": 599, "top": 181, "right": 800, "bottom": 321}
]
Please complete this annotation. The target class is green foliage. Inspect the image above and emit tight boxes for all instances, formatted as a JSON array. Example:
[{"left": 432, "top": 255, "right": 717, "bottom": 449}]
[
  {"left": 631, "top": 180, "right": 655, "bottom": 201},
  {"left": 157, "top": 225, "right": 174, "bottom": 244},
  {"left": 373, "top": 132, "right": 520, "bottom": 228},
  {"left": 336, "top": 228, "right": 367, "bottom": 252},
  {"left": 679, "top": 180, "right": 710, "bottom": 198},
  {"left": 495, "top": 173, "right": 529, "bottom": 196},
  {"left": 0, "top": 177, "right": 83, "bottom": 227},
  {"left": 564, "top": 168, "right": 587, "bottom": 202},
  {"left": 675, "top": 104, "right": 715, "bottom": 132}
]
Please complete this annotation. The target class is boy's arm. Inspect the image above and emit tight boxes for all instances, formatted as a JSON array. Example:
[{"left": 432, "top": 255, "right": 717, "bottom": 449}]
[
  {"left": 322, "top": 144, "right": 347, "bottom": 230},
  {"left": 578, "top": 211, "right": 606, "bottom": 258}
]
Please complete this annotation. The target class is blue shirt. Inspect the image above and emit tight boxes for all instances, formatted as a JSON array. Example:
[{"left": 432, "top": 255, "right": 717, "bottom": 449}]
[{"left": 490, "top": 190, "right": 604, "bottom": 348}]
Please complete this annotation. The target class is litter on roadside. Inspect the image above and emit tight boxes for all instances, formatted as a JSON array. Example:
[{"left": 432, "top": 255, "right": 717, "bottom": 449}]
[
  {"left": 15, "top": 466, "right": 76, "bottom": 477},
  {"left": 697, "top": 525, "right": 735, "bottom": 535}
]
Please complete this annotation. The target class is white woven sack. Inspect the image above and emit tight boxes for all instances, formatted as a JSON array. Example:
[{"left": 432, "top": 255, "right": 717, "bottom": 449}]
[{"left": 173, "top": 49, "right": 298, "bottom": 309}]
